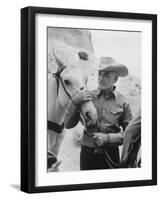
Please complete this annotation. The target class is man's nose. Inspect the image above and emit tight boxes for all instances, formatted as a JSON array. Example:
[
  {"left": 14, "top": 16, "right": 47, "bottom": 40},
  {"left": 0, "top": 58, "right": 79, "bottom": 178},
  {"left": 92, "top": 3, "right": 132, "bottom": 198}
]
[{"left": 99, "top": 75, "right": 103, "bottom": 80}]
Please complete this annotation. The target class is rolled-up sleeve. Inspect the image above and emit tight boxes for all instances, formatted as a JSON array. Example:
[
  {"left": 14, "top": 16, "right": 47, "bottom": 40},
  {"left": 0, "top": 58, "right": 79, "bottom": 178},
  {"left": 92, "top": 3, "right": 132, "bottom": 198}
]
[{"left": 64, "top": 100, "right": 80, "bottom": 129}]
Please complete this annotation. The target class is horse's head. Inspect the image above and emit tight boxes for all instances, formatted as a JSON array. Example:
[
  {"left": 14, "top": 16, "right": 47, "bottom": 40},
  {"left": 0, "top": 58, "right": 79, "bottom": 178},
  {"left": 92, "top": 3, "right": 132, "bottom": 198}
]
[{"left": 53, "top": 49, "right": 97, "bottom": 126}]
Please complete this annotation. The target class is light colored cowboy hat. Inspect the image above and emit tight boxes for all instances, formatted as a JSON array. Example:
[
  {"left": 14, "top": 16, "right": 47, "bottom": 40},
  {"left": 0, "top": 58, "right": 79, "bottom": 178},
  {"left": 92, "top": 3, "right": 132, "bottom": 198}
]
[{"left": 97, "top": 57, "right": 128, "bottom": 77}]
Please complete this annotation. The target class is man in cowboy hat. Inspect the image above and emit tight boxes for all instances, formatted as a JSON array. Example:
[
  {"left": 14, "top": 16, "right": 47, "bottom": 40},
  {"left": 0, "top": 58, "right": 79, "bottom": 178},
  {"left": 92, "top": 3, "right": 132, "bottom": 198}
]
[{"left": 64, "top": 57, "right": 133, "bottom": 170}]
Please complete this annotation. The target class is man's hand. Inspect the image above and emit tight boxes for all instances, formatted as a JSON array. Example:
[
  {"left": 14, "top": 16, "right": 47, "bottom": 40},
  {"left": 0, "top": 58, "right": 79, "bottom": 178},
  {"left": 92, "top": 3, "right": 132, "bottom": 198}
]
[
  {"left": 93, "top": 133, "right": 109, "bottom": 147},
  {"left": 72, "top": 90, "right": 92, "bottom": 105},
  {"left": 93, "top": 132, "right": 124, "bottom": 147}
]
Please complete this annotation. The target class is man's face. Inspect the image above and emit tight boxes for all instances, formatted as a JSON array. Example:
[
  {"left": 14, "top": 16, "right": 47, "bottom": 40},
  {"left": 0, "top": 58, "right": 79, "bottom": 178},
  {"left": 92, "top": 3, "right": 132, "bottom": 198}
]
[{"left": 98, "top": 71, "right": 117, "bottom": 90}]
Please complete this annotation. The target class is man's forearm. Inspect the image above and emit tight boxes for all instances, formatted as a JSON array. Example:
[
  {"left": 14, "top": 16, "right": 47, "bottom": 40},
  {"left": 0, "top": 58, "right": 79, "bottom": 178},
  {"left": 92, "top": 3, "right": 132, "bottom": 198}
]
[
  {"left": 93, "top": 132, "right": 124, "bottom": 147},
  {"left": 64, "top": 100, "right": 80, "bottom": 129},
  {"left": 108, "top": 132, "right": 124, "bottom": 146}
]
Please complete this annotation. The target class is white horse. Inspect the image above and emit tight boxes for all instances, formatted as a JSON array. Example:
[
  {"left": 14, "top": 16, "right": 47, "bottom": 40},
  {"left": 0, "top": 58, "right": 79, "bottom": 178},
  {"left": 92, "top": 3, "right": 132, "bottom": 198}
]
[{"left": 48, "top": 50, "right": 97, "bottom": 170}]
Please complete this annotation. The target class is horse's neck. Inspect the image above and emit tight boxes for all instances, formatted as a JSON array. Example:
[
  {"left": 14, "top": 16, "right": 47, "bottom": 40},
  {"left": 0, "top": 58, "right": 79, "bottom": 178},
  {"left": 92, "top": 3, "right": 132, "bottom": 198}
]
[{"left": 48, "top": 76, "right": 66, "bottom": 124}]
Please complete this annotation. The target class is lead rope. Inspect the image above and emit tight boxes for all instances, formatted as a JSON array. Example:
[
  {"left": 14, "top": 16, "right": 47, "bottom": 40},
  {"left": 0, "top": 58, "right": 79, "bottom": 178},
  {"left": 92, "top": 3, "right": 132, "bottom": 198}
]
[{"left": 103, "top": 148, "right": 121, "bottom": 168}]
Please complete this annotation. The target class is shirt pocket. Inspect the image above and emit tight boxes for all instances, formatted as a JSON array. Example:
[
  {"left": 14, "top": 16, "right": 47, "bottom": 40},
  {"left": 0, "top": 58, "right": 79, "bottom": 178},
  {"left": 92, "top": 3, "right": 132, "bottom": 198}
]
[
  {"left": 110, "top": 106, "right": 123, "bottom": 114},
  {"left": 108, "top": 104, "right": 124, "bottom": 124}
]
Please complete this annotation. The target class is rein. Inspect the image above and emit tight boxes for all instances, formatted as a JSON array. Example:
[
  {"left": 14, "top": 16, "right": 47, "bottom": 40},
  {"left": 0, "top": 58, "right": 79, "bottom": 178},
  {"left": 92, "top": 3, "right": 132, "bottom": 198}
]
[
  {"left": 104, "top": 133, "right": 140, "bottom": 168},
  {"left": 83, "top": 118, "right": 141, "bottom": 168}
]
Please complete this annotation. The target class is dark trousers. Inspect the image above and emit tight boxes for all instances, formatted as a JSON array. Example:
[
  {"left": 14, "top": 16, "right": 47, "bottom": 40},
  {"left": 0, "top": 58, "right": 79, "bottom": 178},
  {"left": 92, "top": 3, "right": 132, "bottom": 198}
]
[{"left": 80, "top": 145, "right": 120, "bottom": 170}]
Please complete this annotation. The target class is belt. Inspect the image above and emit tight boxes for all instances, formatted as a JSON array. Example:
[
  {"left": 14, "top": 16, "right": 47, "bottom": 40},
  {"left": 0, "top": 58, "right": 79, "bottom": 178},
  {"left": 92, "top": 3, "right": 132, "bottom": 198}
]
[{"left": 81, "top": 145, "right": 104, "bottom": 154}]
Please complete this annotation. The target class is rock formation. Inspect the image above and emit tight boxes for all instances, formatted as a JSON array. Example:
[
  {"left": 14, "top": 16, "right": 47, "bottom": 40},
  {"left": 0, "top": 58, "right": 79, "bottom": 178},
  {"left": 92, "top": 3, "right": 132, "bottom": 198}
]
[{"left": 48, "top": 27, "right": 97, "bottom": 74}]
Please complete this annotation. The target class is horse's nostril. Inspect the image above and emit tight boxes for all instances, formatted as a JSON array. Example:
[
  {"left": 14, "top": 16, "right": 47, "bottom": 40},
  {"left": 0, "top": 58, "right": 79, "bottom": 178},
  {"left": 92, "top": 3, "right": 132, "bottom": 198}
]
[{"left": 85, "top": 112, "right": 92, "bottom": 121}]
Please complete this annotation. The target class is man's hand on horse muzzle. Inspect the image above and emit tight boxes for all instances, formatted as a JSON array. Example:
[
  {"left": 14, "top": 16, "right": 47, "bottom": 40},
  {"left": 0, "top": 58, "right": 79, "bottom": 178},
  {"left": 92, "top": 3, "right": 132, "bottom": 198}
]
[{"left": 72, "top": 90, "right": 92, "bottom": 105}]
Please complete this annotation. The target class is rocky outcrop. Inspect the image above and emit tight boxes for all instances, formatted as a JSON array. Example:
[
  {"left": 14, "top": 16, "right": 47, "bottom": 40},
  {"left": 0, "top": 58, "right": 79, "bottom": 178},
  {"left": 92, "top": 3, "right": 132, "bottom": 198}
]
[
  {"left": 48, "top": 28, "right": 94, "bottom": 52},
  {"left": 48, "top": 28, "right": 97, "bottom": 73}
]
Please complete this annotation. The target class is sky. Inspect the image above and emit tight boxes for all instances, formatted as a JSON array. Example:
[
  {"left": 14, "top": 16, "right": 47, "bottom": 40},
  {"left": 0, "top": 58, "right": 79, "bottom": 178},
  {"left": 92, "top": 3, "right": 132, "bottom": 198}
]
[{"left": 91, "top": 30, "right": 141, "bottom": 78}]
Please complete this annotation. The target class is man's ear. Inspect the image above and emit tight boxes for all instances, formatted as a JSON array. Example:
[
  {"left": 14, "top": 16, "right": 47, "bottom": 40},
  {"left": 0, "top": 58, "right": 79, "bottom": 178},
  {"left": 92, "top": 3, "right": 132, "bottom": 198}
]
[{"left": 114, "top": 74, "right": 118, "bottom": 83}]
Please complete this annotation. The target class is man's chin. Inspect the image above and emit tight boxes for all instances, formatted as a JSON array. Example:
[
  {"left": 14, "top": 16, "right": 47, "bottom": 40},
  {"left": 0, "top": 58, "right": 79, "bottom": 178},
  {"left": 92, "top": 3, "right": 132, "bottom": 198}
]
[
  {"left": 98, "top": 85, "right": 111, "bottom": 90},
  {"left": 98, "top": 85, "right": 105, "bottom": 90}
]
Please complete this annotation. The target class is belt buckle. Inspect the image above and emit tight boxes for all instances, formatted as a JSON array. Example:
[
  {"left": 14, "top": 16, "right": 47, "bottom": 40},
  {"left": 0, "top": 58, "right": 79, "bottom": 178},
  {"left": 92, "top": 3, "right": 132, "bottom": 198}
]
[{"left": 94, "top": 148, "right": 104, "bottom": 154}]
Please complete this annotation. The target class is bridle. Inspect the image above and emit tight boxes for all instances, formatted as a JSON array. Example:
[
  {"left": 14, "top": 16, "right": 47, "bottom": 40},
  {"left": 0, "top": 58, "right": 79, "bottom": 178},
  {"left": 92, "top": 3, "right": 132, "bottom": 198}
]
[
  {"left": 52, "top": 67, "right": 72, "bottom": 102},
  {"left": 47, "top": 67, "right": 73, "bottom": 134}
]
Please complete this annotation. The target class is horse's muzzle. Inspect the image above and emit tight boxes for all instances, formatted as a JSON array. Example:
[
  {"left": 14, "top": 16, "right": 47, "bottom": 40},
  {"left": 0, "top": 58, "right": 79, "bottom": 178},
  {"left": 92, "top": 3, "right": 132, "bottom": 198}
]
[{"left": 80, "top": 101, "right": 97, "bottom": 127}]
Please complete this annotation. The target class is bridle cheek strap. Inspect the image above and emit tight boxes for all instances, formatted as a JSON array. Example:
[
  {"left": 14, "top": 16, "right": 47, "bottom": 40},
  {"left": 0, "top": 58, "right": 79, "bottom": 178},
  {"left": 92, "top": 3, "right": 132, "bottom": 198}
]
[
  {"left": 52, "top": 68, "right": 72, "bottom": 100},
  {"left": 48, "top": 68, "right": 71, "bottom": 134}
]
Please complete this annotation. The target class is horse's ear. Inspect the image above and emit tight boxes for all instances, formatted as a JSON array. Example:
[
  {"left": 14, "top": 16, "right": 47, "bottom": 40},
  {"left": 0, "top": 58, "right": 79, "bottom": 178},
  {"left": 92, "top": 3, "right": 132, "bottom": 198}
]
[
  {"left": 52, "top": 48, "right": 65, "bottom": 69},
  {"left": 78, "top": 51, "right": 88, "bottom": 61}
]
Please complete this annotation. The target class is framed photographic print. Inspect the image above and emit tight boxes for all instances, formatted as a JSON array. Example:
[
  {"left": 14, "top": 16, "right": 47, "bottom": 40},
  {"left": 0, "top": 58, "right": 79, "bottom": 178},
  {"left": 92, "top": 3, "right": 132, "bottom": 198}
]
[{"left": 21, "top": 6, "right": 157, "bottom": 193}]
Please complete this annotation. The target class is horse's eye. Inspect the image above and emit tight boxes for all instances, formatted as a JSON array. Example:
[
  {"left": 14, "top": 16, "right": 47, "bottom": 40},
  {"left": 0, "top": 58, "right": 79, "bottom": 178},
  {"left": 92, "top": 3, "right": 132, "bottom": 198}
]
[{"left": 64, "top": 80, "right": 71, "bottom": 86}]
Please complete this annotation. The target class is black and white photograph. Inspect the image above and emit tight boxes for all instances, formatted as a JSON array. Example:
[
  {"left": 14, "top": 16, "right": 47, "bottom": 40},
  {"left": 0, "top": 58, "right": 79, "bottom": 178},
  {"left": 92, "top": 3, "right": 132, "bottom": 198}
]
[
  {"left": 47, "top": 27, "right": 141, "bottom": 172},
  {"left": 21, "top": 7, "right": 157, "bottom": 193}
]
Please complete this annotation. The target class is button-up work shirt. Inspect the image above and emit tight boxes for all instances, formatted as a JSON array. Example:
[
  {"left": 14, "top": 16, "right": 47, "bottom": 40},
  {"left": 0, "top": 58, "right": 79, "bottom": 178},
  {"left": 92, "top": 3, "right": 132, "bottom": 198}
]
[
  {"left": 64, "top": 87, "right": 133, "bottom": 148},
  {"left": 91, "top": 88, "right": 133, "bottom": 132}
]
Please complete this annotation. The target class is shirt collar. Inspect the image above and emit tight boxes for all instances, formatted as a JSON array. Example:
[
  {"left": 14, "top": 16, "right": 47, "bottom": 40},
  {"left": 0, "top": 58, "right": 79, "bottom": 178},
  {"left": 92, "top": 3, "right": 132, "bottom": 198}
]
[
  {"left": 93, "top": 86, "right": 118, "bottom": 99},
  {"left": 112, "top": 86, "right": 119, "bottom": 98}
]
